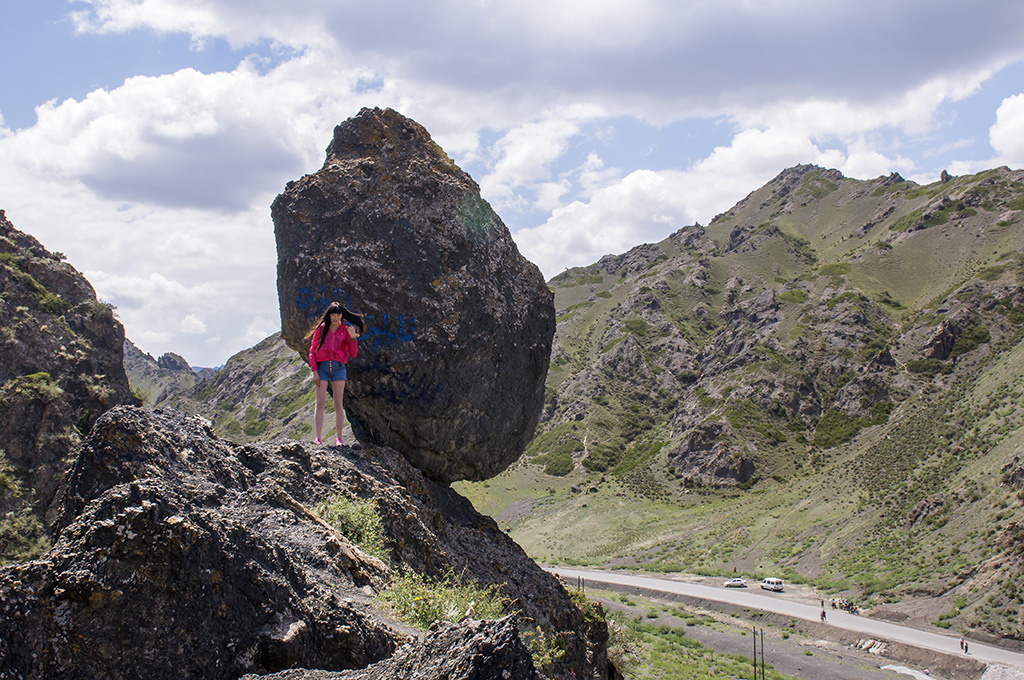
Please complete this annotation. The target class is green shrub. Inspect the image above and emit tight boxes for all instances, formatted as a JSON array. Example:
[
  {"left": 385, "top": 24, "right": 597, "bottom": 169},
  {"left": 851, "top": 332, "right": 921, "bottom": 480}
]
[
  {"left": 818, "top": 263, "right": 851, "bottom": 277},
  {"left": 378, "top": 568, "right": 509, "bottom": 629},
  {"left": 779, "top": 232, "right": 818, "bottom": 263},
  {"left": 0, "top": 510, "right": 50, "bottom": 565},
  {"left": 535, "top": 450, "right": 574, "bottom": 476},
  {"left": 242, "top": 406, "right": 270, "bottom": 437},
  {"left": 875, "top": 291, "right": 904, "bottom": 309},
  {"left": 2, "top": 372, "right": 63, "bottom": 402},
  {"left": 623, "top": 318, "right": 648, "bottom": 337},
  {"left": 813, "top": 409, "right": 861, "bottom": 448},
  {"left": 520, "top": 626, "right": 567, "bottom": 673},
  {"left": 891, "top": 208, "right": 924, "bottom": 232},
  {"left": 949, "top": 324, "right": 990, "bottom": 358},
  {"left": 89, "top": 300, "right": 117, "bottom": 321},
  {"left": 907, "top": 359, "right": 952, "bottom": 375},
  {"left": 778, "top": 289, "right": 809, "bottom": 304},
  {"left": 826, "top": 291, "right": 859, "bottom": 309},
  {"left": 568, "top": 589, "right": 606, "bottom": 624},
  {"left": 599, "top": 336, "right": 625, "bottom": 354},
  {"left": 315, "top": 494, "right": 388, "bottom": 561}
]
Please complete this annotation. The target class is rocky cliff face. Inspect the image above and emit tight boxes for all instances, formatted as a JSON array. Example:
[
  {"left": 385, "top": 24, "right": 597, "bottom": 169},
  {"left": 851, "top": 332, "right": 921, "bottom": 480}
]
[
  {"left": 0, "top": 211, "right": 137, "bottom": 564},
  {"left": 273, "top": 108, "right": 554, "bottom": 484},
  {"left": 0, "top": 407, "right": 606, "bottom": 679}
]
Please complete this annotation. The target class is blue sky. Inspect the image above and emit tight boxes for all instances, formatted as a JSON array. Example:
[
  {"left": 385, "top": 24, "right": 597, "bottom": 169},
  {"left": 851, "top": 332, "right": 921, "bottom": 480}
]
[{"left": 2, "top": 0, "right": 1024, "bottom": 367}]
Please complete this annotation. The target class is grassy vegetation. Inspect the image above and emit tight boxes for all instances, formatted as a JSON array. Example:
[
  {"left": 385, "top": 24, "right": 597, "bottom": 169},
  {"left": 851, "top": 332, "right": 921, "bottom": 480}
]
[
  {"left": 610, "top": 614, "right": 796, "bottom": 680},
  {"left": 377, "top": 568, "right": 510, "bottom": 629},
  {"left": 777, "top": 289, "right": 808, "bottom": 304},
  {"left": 0, "top": 510, "right": 50, "bottom": 565},
  {"left": 1, "top": 372, "right": 64, "bottom": 401},
  {"left": 0, "top": 255, "right": 72, "bottom": 316},
  {"left": 314, "top": 494, "right": 388, "bottom": 561}
]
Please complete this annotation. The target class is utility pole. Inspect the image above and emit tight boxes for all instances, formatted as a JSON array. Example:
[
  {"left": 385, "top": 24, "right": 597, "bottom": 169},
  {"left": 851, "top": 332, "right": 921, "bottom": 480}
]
[
  {"left": 752, "top": 626, "right": 765, "bottom": 680},
  {"left": 752, "top": 626, "right": 758, "bottom": 680},
  {"left": 760, "top": 628, "right": 765, "bottom": 679}
]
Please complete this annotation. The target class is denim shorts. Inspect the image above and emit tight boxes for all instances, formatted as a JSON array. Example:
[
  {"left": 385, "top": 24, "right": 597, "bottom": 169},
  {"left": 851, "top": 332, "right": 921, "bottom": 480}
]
[{"left": 317, "top": 360, "right": 347, "bottom": 382}]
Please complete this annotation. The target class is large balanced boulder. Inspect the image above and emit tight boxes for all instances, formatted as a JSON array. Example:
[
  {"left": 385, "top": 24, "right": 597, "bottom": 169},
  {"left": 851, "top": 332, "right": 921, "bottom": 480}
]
[{"left": 273, "top": 107, "right": 554, "bottom": 484}]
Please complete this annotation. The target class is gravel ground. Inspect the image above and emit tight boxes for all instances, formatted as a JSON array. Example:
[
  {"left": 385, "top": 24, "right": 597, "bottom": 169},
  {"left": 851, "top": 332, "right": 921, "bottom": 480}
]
[{"left": 980, "top": 667, "right": 1024, "bottom": 680}]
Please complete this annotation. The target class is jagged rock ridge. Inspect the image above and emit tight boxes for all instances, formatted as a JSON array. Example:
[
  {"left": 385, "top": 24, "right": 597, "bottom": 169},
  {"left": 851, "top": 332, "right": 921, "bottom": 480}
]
[
  {"left": 0, "top": 211, "right": 137, "bottom": 564},
  {"left": 0, "top": 407, "right": 606, "bottom": 678}
]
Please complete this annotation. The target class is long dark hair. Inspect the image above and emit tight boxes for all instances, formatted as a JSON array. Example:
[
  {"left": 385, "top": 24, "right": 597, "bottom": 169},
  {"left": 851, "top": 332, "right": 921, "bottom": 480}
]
[{"left": 304, "top": 302, "right": 367, "bottom": 350}]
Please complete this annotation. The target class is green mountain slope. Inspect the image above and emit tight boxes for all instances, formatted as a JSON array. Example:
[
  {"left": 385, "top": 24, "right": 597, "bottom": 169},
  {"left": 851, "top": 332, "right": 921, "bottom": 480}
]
[{"left": 458, "top": 165, "right": 1024, "bottom": 642}]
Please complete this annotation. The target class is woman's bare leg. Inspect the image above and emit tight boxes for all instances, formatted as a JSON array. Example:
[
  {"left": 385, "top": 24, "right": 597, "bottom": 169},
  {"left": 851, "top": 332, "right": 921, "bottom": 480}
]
[
  {"left": 332, "top": 379, "right": 346, "bottom": 442},
  {"left": 314, "top": 380, "right": 329, "bottom": 441}
]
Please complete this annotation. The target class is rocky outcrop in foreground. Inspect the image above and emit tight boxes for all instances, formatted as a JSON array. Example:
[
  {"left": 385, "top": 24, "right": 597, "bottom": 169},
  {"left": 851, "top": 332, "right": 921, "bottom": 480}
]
[
  {"left": 244, "top": 616, "right": 538, "bottom": 680},
  {"left": 0, "top": 407, "right": 605, "bottom": 679},
  {"left": 273, "top": 107, "right": 554, "bottom": 484},
  {"left": 0, "top": 211, "right": 137, "bottom": 563}
]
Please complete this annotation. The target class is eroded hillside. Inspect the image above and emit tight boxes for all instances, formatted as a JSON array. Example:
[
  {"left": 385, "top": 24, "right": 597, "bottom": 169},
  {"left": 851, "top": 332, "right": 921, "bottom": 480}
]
[{"left": 466, "top": 165, "right": 1024, "bottom": 642}]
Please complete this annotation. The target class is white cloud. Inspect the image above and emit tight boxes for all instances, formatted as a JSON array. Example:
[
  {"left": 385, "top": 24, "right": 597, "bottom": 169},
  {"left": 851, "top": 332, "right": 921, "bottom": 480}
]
[
  {"left": 576, "top": 152, "right": 621, "bottom": 199},
  {"left": 990, "top": 93, "right": 1024, "bottom": 165},
  {"left": 242, "top": 316, "right": 276, "bottom": 346},
  {"left": 480, "top": 104, "right": 604, "bottom": 211},
  {"left": 515, "top": 169, "right": 694, "bottom": 278},
  {"left": 8, "top": 62, "right": 327, "bottom": 211},
  {"left": 71, "top": 1, "right": 1024, "bottom": 122},
  {"left": 534, "top": 180, "right": 572, "bottom": 214},
  {"left": 85, "top": 271, "right": 219, "bottom": 312},
  {"left": 514, "top": 125, "right": 919, "bottom": 277},
  {"left": 181, "top": 314, "right": 208, "bottom": 334}
]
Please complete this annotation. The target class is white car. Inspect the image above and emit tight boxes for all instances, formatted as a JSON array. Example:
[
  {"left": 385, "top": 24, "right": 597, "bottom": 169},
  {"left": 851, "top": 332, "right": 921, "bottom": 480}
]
[
  {"left": 723, "top": 578, "right": 747, "bottom": 588},
  {"left": 760, "top": 578, "right": 784, "bottom": 591}
]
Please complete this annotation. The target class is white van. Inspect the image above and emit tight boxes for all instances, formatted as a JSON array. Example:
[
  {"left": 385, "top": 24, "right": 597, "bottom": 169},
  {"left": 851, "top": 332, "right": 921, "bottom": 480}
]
[{"left": 760, "top": 578, "right": 784, "bottom": 592}]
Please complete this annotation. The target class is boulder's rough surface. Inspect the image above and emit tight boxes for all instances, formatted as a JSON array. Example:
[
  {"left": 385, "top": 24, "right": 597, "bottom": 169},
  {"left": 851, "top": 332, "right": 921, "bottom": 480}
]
[
  {"left": 273, "top": 107, "right": 554, "bottom": 484},
  {"left": 0, "top": 407, "right": 606, "bottom": 679},
  {"left": 0, "top": 211, "right": 137, "bottom": 562},
  {"left": 243, "top": 616, "right": 538, "bottom": 680}
]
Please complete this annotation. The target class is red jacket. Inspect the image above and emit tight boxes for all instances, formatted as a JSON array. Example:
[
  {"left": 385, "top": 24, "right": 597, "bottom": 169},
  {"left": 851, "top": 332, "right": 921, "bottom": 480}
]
[{"left": 308, "top": 323, "right": 359, "bottom": 371}]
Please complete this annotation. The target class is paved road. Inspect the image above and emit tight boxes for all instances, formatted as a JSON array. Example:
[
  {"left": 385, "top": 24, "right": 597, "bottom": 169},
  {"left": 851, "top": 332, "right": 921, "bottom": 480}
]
[{"left": 548, "top": 567, "right": 1024, "bottom": 671}]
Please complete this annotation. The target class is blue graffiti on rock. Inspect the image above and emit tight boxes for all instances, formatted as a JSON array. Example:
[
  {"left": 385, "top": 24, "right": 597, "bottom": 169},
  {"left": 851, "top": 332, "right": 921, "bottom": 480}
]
[{"left": 362, "top": 311, "right": 416, "bottom": 353}]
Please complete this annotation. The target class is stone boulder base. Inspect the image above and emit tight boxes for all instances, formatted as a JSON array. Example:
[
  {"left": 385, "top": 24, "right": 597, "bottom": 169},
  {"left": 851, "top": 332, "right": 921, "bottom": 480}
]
[
  {"left": 244, "top": 616, "right": 538, "bottom": 680},
  {"left": 273, "top": 107, "right": 554, "bottom": 484},
  {"left": 0, "top": 407, "right": 603, "bottom": 679}
]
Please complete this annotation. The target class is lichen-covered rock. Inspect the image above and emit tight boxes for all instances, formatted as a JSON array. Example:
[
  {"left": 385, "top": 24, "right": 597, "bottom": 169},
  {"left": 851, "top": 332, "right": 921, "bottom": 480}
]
[
  {"left": 272, "top": 108, "right": 554, "bottom": 484},
  {"left": 0, "top": 211, "right": 138, "bottom": 563},
  {"left": 0, "top": 407, "right": 606, "bottom": 679},
  {"left": 244, "top": 616, "right": 538, "bottom": 680}
]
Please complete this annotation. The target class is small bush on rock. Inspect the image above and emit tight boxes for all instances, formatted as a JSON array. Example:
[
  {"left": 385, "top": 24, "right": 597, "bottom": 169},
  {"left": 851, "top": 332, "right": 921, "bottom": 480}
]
[
  {"left": 315, "top": 494, "right": 388, "bottom": 561},
  {"left": 378, "top": 568, "right": 510, "bottom": 628}
]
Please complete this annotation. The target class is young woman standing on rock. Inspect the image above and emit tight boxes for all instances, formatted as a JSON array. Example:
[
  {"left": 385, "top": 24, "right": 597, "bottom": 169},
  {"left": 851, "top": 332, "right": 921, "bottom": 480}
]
[{"left": 305, "top": 302, "right": 366, "bottom": 445}]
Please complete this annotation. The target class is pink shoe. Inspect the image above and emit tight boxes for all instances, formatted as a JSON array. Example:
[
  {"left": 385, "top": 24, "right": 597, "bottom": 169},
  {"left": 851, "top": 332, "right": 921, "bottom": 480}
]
[
  {"left": 315, "top": 438, "right": 322, "bottom": 444},
  {"left": 335, "top": 438, "right": 343, "bottom": 446}
]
